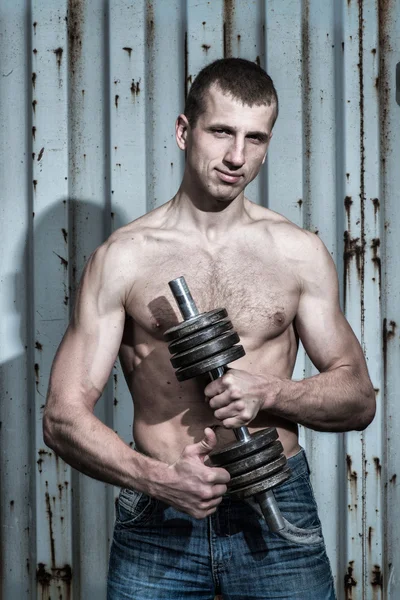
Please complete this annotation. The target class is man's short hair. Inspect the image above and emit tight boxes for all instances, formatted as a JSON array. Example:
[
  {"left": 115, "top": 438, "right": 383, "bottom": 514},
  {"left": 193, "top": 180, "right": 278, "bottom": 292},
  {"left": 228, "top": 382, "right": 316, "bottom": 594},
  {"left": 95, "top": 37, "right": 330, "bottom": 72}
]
[{"left": 184, "top": 58, "right": 279, "bottom": 128}]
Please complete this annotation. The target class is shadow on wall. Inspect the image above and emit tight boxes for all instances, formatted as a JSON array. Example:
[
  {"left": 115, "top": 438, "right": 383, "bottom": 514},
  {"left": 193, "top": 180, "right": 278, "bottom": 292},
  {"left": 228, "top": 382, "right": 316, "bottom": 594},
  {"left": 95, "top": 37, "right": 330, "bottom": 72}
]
[{"left": 0, "top": 198, "right": 126, "bottom": 599}]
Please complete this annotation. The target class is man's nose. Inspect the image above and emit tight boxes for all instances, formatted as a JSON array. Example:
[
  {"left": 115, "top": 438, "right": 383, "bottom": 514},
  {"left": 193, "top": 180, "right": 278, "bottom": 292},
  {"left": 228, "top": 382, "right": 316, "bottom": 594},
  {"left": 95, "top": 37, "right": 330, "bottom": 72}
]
[{"left": 224, "top": 139, "right": 245, "bottom": 168}]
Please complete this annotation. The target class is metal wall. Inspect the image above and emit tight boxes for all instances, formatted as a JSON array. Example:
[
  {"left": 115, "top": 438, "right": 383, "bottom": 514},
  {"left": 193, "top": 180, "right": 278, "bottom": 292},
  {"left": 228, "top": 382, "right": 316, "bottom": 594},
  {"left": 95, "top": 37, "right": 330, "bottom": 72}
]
[{"left": 0, "top": 0, "right": 399, "bottom": 598}]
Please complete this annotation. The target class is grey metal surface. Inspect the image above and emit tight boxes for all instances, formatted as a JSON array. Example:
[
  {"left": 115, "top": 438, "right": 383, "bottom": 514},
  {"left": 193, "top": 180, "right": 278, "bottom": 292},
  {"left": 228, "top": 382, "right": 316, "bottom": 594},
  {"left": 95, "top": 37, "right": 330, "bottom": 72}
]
[{"left": 0, "top": 0, "right": 398, "bottom": 598}]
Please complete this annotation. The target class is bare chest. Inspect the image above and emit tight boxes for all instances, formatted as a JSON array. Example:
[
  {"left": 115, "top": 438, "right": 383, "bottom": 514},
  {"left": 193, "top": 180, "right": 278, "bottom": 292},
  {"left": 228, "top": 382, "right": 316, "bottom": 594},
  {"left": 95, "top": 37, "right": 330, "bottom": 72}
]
[{"left": 127, "top": 249, "right": 299, "bottom": 342}]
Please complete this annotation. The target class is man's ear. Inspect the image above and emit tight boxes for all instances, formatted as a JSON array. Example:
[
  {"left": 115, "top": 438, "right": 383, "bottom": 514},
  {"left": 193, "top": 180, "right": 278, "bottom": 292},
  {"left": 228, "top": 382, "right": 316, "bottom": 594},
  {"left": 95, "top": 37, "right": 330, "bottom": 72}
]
[
  {"left": 176, "top": 114, "right": 189, "bottom": 150},
  {"left": 262, "top": 132, "right": 273, "bottom": 164}
]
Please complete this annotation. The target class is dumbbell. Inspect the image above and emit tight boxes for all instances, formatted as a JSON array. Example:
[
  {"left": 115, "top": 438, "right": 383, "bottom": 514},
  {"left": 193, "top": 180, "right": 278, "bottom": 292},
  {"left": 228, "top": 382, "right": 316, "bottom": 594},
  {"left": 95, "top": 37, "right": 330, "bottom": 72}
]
[{"left": 164, "top": 276, "right": 291, "bottom": 532}]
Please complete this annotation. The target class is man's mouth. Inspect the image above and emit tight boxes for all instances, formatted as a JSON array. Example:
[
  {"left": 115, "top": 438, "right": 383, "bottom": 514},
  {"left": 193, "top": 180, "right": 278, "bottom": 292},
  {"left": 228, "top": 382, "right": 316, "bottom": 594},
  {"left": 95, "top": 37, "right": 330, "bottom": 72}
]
[{"left": 215, "top": 169, "right": 243, "bottom": 184}]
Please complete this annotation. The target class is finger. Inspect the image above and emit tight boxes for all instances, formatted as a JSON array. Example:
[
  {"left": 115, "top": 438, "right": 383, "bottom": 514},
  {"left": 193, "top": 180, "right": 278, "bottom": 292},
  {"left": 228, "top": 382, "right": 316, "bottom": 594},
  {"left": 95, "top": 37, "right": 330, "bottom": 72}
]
[
  {"left": 221, "top": 416, "right": 247, "bottom": 429},
  {"left": 214, "top": 400, "right": 244, "bottom": 421},
  {"left": 207, "top": 390, "right": 232, "bottom": 409},
  {"left": 208, "top": 468, "right": 231, "bottom": 485},
  {"left": 185, "top": 427, "right": 218, "bottom": 459},
  {"left": 204, "top": 377, "right": 226, "bottom": 398}
]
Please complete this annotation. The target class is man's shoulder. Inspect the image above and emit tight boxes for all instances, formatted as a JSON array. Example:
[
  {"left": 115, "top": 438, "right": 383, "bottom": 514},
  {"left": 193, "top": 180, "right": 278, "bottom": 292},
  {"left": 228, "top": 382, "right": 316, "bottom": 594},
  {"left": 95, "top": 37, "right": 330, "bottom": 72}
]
[
  {"left": 94, "top": 203, "right": 168, "bottom": 258},
  {"left": 248, "top": 202, "right": 319, "bottom": 250}
]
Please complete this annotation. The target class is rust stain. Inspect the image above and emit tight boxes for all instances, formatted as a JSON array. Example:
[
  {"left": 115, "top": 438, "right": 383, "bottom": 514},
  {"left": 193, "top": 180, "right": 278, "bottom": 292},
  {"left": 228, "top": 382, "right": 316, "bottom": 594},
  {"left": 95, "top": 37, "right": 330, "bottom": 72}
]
[
  {"left": 53, "top": 252, "right": 68, "bottom": 269},
  {"left": 390, "top": 473, "right": 397, "bottom": 484},
  {"left": 184, "top": 31, "right": 191, "bottom": 100},
  {"left": 368, "top": 526, "right": 373, "bottom": 550},
  {"left": 344, "top": 561, "right": 357, "bottom": 598},
  {"left": 302, "top": 0, "right": 312, "bottom": 209},
  {"left": 53, "top": 47, "right": 63, "bottom": 69},
  {"left": 357, "top": 0, "right": 366, "bottom": 340},
  {"left": 10, "top": 500, "right": 14, "bottom": 508},
  {"left": 35, "top": 341, "right": 43, "bottom": 350},
  {"left": 343, "top": 232, "right": 364, "bottom": 310},
  {"left": 202, "top": 44, "right": 211, "bottom": 53},
  {"left": 383, "top": 318, "right": 397, "bottom": 386},
  {"left": 32, "top": 126, "right": 36, "bottom": 140},
  {"left": 123, "top": 47, "right": 132, "bottom": 57},
  {"left": 34, "top": 363, "right": 39, "bottom": 390},
  {"left": 45, "top": 488, "right": 56, "bottom": 566},
  {"left": 146, "top": 2, "right": 155, "bottom": 47},
  {"left": 130, "top": 79, "right": 140, "bottom": 96},
  {"left": 33, "top": 179, "right": 38, "bottom": 192},
  {"left": 32, "top": 72, "right": 36, "bottom": 88},
  {"left": 32, "top": 99, "right": 37, "bottom": 113},
  {"left": 371, "top": 238, "right": 381, "bottom": 284},
  {"left": 64, "top": 295, "right": 69, "bottom": 306},
  {"left": 36, "top": 563, "right": 72, "bottom": 597},
  {"left": 371, "top": 565, "right": 383, "bottom": 588},
  {"left": 115, "top": 94, "right": 119, "bottom": 108},
  {"left": 33, "top": 21, "right": 37, "bottom": 33},
  {"left": 346, "top": 455, "right": 358, "bottom": 483},
  {"left": 33, "top": 48, "right": 37, "bottom": 55},
  {"left": 37, "top": 147, "right": 45, "bottom": 162},
  {"left": 378, "top": 0, "right": 392, "bottom": 223},
  {"left": 223, "top": 0, "right": 234, "bottom": 58},
  {"left": 372, "top": 197, "right": 380, "bottom": 215},
  {"left": 62, "top": 228, "right": 68, "bottom": 243},
  {"left": 344, "top": 196, "right": 353, "bottom": 230},
  {"left": 68, "top": 0, "right": 84, "bottom": 76}
]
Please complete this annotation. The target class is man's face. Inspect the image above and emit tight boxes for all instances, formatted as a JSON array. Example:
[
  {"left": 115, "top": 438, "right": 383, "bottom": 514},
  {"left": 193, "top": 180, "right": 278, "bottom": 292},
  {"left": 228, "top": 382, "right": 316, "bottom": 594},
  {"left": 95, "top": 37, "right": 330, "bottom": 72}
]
[{"left": 177, "top": 85, "right": 275, "bottom": 204}]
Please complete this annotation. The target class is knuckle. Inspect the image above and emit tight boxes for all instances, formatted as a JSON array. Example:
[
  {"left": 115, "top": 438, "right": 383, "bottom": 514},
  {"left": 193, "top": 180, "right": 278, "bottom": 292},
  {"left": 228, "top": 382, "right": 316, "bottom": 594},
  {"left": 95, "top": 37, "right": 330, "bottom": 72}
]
[
  {"left": 231, "top": 386, "right": 242, "bottom": 399},
  {"left": 199, "top": 488, "right": 213, "bottom": 501},
  {"left": 222, "top": 373, "right": 234, "bottom": 387}
]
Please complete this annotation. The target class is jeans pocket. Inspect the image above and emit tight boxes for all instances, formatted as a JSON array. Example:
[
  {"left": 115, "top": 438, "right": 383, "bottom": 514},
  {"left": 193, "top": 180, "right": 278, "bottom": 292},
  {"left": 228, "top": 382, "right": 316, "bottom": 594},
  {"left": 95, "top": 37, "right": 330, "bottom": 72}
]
[
  {"left": 116, "top": 488, "right": 157, "bottom": 528},
  {"left": 272, "top": 468, "right": 325, "bottom": 546}
]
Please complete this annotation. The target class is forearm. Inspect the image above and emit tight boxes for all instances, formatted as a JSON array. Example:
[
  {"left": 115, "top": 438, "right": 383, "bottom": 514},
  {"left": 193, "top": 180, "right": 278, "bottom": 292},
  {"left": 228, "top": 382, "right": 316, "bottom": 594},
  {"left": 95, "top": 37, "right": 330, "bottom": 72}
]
[
  {"left": 43, "top": 403, "right": 167, "bottom": 496},
  {"left": 268, "top": 367, "right": 376, "bottom": 432}
]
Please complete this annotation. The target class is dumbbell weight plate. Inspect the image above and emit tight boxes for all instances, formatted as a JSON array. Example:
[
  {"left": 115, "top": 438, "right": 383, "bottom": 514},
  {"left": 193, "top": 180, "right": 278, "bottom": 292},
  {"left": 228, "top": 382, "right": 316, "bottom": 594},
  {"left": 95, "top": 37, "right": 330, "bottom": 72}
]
[
  {"left": 209, "top": 428, "right": 278, "bottom": 466},
  {"left": 164, "top": 309, "right": 228, "bottom": 342},
  {"left": 168, "top": 319, "right": 233, "bottom": 354},
  {"left": 171, "top": 331, "right": 240, "bottom": 369},
  {"left": 231, "top": 466, "right": 292, "bottom": 498},
  {"left": 228, "top": 455, "right": 287, "bottom": 491},
  {"left": 176, "top": 345, "right": 245, "bottom": 381},
  {"left": 223, "top": 440, "right": 284, "bottom": 477}
]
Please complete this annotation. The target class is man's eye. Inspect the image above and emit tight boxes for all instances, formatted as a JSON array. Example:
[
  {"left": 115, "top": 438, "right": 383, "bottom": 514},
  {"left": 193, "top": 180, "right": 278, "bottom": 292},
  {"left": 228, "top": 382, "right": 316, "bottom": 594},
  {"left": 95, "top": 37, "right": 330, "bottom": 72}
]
[{"left": 213, "top": 129, "right": 229, "bottom": 136}]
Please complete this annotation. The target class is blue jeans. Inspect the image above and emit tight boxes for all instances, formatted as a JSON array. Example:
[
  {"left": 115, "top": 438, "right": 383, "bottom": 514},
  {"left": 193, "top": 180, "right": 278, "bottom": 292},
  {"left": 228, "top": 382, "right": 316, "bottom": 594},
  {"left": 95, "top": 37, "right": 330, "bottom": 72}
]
[{"left": 107, "top": 449, "right": 336, "bottom": 599}]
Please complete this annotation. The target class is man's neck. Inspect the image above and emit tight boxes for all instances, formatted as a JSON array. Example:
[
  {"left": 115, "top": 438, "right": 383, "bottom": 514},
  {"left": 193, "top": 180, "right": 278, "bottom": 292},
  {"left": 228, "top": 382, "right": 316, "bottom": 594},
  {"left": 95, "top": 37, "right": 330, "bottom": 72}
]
[{"left": 171, "top": 184, "right": 250, "bottom": 242}]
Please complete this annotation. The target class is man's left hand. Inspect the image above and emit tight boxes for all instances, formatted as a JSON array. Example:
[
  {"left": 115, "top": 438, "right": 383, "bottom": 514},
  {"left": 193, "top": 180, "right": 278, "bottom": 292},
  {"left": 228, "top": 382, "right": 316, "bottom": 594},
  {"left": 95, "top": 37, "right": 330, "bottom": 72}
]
[{"left": 204, "top": 369, "right": 281, "bottom": 428}]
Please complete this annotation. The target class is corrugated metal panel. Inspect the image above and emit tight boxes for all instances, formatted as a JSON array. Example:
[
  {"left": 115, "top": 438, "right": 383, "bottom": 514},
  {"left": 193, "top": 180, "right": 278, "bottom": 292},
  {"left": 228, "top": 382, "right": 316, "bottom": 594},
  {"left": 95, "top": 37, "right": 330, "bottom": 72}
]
[{"left": 0, "top": 1, "right": 398, "bottom": 598}]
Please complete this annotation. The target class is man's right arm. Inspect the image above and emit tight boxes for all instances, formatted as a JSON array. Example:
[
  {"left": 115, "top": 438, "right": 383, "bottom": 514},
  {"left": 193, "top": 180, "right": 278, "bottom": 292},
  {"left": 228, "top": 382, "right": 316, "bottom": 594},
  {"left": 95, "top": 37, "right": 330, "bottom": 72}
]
[{"left": 43, "top": 238, "right": 229, "bottom": 518}]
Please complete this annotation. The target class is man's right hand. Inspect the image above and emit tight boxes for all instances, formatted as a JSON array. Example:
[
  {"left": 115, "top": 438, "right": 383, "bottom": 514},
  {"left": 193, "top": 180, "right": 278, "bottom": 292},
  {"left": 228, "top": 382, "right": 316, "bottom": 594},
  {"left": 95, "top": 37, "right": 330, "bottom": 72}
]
[{"left": 155, "top": 427, "right": 230, "bottom": 519}]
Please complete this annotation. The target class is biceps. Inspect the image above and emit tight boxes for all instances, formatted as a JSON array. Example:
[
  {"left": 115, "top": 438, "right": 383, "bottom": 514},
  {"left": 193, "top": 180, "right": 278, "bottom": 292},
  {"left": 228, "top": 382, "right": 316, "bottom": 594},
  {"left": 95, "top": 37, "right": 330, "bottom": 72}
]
[
  {"left": 49, "top": 309, "right": 125, "bottom": 409},
  {"left": 295, "top": 297, "right": 365, "bottom": 373}
]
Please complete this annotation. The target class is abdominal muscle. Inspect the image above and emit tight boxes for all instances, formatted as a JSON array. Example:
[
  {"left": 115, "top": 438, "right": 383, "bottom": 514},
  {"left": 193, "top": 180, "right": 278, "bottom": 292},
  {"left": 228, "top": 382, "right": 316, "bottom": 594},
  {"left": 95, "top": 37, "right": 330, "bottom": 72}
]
[{"left": 124, "top": 340, "right": 301, "bottom": 466}]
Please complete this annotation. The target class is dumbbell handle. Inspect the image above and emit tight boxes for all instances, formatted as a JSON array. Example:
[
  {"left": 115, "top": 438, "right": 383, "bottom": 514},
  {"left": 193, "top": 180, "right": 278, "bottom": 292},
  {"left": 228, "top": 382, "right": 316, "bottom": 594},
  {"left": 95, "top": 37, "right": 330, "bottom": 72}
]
[{"left": 169, "top": 277, "right": 285, "bottom": 532}]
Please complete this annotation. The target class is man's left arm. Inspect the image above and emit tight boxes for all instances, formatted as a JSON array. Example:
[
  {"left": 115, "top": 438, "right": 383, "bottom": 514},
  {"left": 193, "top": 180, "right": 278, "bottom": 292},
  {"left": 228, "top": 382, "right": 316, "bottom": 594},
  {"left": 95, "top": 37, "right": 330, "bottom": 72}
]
[{"left": 205, "top": 234, "right": 376, "bottom": 432}]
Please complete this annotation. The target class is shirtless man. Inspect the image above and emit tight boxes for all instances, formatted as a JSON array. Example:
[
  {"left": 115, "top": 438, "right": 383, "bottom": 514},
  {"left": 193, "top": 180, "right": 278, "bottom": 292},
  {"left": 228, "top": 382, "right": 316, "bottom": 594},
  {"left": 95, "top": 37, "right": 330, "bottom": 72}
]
[{"left": 44, "top": 58, "right": 375, "bottom": 599}]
